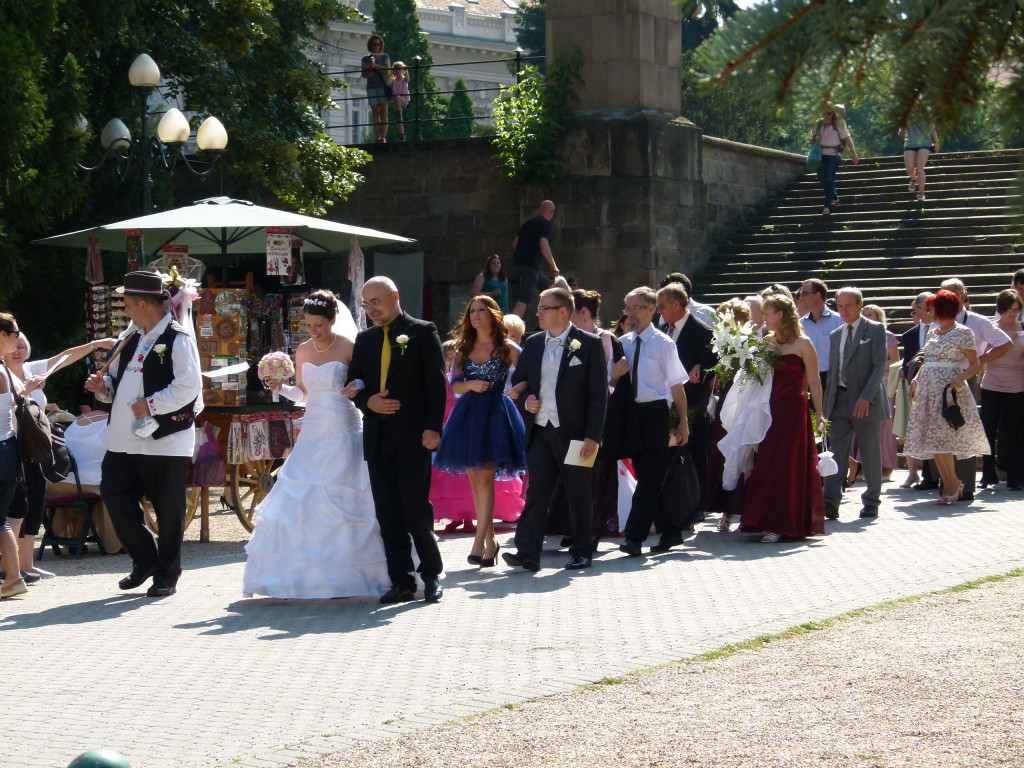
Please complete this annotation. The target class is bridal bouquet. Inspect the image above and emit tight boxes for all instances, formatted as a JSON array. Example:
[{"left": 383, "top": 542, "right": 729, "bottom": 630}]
[
  {"left": 258, "top": 351, "right": 295, "bottom": 401},
  {"left": 709, "top": 315, "right": 777, "bottom": 386}
]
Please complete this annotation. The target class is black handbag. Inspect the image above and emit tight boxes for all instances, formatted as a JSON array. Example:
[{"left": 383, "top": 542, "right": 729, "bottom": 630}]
[
  {"left": 3, "top": 363, "right": 53, "bottom": 463},
  {"left": 659, "top": 445, "right": 704, "bottom": 528},
  {"left": 941, "top": 384, "right": 966, "bottom": 430}
]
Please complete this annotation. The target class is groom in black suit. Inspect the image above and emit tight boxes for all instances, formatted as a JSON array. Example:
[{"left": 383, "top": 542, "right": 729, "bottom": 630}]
[
  {"left": 347, "top": 276, "right": 447, "bottom": 603},
  {"left": 505, "top": 287, "right": 608, "bottom": 570}
]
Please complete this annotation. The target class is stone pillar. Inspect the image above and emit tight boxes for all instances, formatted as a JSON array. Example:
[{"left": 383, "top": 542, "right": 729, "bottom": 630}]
[{"left": 547, "top": 0, "right": 681, "bottom": 115}]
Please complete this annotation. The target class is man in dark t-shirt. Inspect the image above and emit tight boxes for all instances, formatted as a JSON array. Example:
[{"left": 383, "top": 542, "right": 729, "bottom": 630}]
[{"left": 511, "top": 200, "right": 559, "bottom": 316}]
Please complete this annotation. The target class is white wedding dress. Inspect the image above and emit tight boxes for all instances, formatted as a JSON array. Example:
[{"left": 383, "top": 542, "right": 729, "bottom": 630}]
[{"left": 242, "top": 361, "right": 391, "bottom": 599}]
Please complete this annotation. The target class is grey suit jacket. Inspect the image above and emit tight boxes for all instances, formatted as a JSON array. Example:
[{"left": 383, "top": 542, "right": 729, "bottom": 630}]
[{"left": 823, "top": 317, "right": 891, "bottom": 420}]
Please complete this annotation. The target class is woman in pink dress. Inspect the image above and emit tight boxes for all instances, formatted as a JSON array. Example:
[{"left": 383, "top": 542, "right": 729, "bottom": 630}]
[{"left": 741, "top": 295, "right": 826, "bottom": 543}]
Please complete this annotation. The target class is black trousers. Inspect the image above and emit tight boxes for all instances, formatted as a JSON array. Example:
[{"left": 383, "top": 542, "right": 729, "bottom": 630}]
[
  {"left": 102, "top": 451, "right": 187, "bottom": 586},
  {"left": 687, "top": 411, "right": 710, "bottom": 505},
  {"left": 10, "top": 461, "right": 45, "bottom": 536},
  {"left": 980, "top": 388, "right": 1024, "bottom": 486},
  {"left": 515, "top": 424, "right": 593, "bottom": 559},
  {"left": 367, "top": 447, "right": 443, "bottom": 590},
  {"left": 624, "top": 403, "right": 672, "bottom": 544}
]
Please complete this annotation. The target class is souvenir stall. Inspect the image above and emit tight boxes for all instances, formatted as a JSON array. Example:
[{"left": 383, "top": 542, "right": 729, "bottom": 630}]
[{"left": 37, "top": 197, "right": 413, "bottom": 541}]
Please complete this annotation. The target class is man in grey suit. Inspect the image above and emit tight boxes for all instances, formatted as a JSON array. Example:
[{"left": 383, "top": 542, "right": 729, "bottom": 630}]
[{"left": 822, "top": 287, "right": 890, "bottom": 520}]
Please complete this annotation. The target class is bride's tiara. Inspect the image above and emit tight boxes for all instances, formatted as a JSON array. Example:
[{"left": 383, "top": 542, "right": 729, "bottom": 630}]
[{"left": 304, "top": 297, "right": 332, "bottom": 309}]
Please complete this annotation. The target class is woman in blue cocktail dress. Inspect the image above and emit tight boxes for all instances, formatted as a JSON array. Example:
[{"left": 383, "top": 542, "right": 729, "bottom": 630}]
[{"left": 434, "top": 296, "right": 526, "bottom": 566}]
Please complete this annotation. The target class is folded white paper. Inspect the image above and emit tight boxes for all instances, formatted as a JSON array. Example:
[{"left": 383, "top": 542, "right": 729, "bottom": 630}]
[{"left": 564, "top": 439, "right": 598, "bottom": 468}]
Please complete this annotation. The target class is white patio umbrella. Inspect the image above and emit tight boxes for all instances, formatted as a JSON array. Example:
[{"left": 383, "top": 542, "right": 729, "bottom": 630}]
[{"left": 34, "top": 196, "right": 414, "bottom": 280}]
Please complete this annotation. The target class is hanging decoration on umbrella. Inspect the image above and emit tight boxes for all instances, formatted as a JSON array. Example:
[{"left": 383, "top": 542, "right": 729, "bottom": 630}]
[
  {"left": 349, "top": 235, "right": 366, "bottom": 330},
  {"left": 282, "top": 237, "right": 306, "bottom": 286},
  {"left": 86, "top": 235, "right": 104, "bottom": 285},
  {"left": 125, "top": 229, "right": 144, "bottom": 271},
  {"left": 266, "top": 226, "right": 292, "bottom": 277}
]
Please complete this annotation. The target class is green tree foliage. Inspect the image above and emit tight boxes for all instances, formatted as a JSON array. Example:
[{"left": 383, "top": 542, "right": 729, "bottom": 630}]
[
  {"left": 492, "top": 48, "right": 584, "bottom": 186},
  {"left": 443, "top": 78, "right": 475, "bottom": 139},
  {"left": 371, "top": 0, "right": 449, "bottom": 139},
  {"left": 514, "top": 0, "right": 546, "bottom": 71},
  {"left": 681, "top": 1, "right": 740, "bottom": 52},
  {"left": 0, "top": 1, "right": 371, "bottom": 402},
  {"left": 691, "top": 0, "right": 1024, "bottom": 142}
]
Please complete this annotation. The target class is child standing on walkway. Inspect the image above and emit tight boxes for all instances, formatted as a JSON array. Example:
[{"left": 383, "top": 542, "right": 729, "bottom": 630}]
[{"left": 391, "top": 62, "right": 411, "bottom": 140}]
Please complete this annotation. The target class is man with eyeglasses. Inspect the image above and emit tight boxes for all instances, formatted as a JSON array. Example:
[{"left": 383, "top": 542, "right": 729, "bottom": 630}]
[
  {"left": 504, "top": 287, "right": 607, "bottom": 571},
  {"left": 798, "top": 278, "right": 843, "bottom": 391},
  {"left": 617, "top": 287, "right": 690, "bottom": 556},
  {"left": 347, "top": 276, "right": 447, "bottom": 603}
]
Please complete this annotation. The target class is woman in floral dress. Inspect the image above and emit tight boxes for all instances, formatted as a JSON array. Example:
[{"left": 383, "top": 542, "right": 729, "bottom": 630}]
[{"left": 903, "top": 290, "right": 990, "bottom": 505}]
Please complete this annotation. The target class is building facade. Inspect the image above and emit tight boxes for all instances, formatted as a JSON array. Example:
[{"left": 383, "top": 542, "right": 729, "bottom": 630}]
[{"left": 317, "top": 0, "right": 525, "bottom": 144}]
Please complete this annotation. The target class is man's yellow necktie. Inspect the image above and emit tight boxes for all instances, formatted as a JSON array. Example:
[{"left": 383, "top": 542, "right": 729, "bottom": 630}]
[{"left": 380, "top": 324, "right": 391, "bottom": 391}]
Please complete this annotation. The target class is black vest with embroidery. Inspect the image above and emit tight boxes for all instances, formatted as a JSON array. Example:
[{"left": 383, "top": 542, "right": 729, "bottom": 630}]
[{"left": 111, "top": 321, "right": 197, "bottom": 439}]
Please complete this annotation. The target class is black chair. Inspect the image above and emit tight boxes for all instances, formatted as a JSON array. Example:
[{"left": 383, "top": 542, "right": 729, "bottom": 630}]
[{"left": 38, "top": 453, "right": 107, "bottom": 559}]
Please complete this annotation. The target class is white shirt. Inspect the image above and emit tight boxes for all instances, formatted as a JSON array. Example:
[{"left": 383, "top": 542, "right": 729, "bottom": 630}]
[
  {"left": 102, "top": 314, "right": 202, "bottom": 458},
  {"left": 0, "top": 392, "right": 14, "bottom": 441},
  {"left": 661, "top": 312, "right": 691, "bottom": 342},
  {"left": 620, "top": 323, "right": 687, "bottom": 403},
  {"left": 535, "top": 325, "right": 572, "bottom": 428},
  {"left": 689, "top": 300, "right": 717, "bottom": 328},
  {"left": 801, "top": 307, "right": 843, "bottom": 372},
  {"left": 957, "top": 309, "right": 1010, "bottom": 355},
  {"left": 64, "top": 416, "right": 109, "bottom": 486}
]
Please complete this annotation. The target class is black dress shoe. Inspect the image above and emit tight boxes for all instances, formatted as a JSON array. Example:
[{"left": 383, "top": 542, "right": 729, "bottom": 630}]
[
  {"left": 146, "top": 583, "right": 176, "bottom": 598},
  {"left": 379, "top": 584, "right": 416, "bottom": 604},
  {"left": 960, "top": 492, "right": 974, "bottom": 502},
  {"left": 619, "top": 540, "right": 642, "bottom": 557},
  {"left": 20, "top": 570, "right": 41, "bottom": 585},
  {"left": 423, "top": 578, "right": 443, "bottom": 603},
  {"left": 1008, "top": 485, "right": 1024, "bottom": 491},
  {"left": 559, "top": 536, "right": 574, "bottom": 549},
  {"left": 859, "top": 506, "right": 878, "bottom": 519},
  {"left": 119, "top": 567, "right": 156, "bottom": 590},
  {"left": 564, "top": 555, "right": 592, "bottom": 569},
  {"left": 913, "top": 480, "right": 940, "bottom": 491},
  {"left": 649, "top": 536, "right": 684, "bottom": 553},
  {"left": 824, "top": 504, "right": 839, "bottom": 520},
  {"left": 501, "top": 551, "right": 540, "bottom": 572}
]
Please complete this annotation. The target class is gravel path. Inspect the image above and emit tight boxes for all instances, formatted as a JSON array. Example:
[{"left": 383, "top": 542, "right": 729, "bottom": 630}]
[{"left": 309, "top": 573, "right": 1024, "bottom": 768}]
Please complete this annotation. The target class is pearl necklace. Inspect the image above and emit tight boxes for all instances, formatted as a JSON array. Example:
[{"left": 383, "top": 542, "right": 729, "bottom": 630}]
[{"left": 312, "top": 334, "right": 336, "bottom": 353}]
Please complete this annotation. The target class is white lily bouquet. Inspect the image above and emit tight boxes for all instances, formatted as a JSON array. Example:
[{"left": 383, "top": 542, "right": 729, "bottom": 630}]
[{"left": 709, "top": 315, "right": 777, "bottom": 386}]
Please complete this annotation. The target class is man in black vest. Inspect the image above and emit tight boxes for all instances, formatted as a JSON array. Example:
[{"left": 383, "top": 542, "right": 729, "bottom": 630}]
[{"left": 86, "top": 271, "right": 202, "bottom": 597}]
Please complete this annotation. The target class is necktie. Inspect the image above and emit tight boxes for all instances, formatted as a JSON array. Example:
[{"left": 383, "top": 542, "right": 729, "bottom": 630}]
[
  {"left": 380, "top": 325, "right": 391, "bottom": 391},
  {"left": 631, "top": 335, "right": 642, "bottom": 399},
  {"left": 666, "top": 323, "right": 676, "bottom": 337},
  {"left": 546, "top": 335, "right": 561, "bottom": 361},
  {"left": 841, "top": 324, "right": 853, "bottom": 383}
]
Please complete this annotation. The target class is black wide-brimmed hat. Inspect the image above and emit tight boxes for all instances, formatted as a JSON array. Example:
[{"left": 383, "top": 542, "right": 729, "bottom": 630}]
[{"left": 115, "top": 270, "right": 167, "bottom": 297}]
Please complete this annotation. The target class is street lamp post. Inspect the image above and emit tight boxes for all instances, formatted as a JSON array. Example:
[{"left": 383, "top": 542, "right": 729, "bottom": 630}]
[{"left": 80, "top": 53, "right": 228, "bottom": 214}]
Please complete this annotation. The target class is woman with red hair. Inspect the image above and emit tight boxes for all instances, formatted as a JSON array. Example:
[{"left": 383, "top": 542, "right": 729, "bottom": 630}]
[{"left": 903, "top": 290, "right": 990, "bottom": 504}]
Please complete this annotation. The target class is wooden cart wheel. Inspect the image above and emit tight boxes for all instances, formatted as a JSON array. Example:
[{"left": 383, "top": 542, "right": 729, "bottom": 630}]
[
  {"left": 230, "top": 459, "right": 283, "bottom": 531},
  {"left": 143, "top": 486, "right": 201, "bottom": 534}
]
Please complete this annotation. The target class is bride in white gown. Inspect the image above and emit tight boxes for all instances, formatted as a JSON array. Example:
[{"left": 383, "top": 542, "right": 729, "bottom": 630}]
[{"left": 242, "top": 290, "right": 390, "bottom": 599}]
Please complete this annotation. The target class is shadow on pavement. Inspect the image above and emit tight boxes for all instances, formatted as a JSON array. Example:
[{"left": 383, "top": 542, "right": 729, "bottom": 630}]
[
  {"left": 172, "top": 597, "right": 421, "bottom": 639},
  {"left": 0, "top": 593, "right": 153, "bottom": 629}
]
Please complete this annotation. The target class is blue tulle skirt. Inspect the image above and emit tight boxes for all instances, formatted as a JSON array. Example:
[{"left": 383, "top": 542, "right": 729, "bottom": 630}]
[{"left": 434, "top": 389, "right": 527, "bottom": 477}]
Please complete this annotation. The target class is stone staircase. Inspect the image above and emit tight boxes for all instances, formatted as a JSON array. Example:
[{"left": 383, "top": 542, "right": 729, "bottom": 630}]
[{"left": 694, "top": 149, "right": 1023, "bottom": 331}]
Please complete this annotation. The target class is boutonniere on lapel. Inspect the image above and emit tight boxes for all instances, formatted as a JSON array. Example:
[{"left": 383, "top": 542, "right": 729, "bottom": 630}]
[
  {"left": 566, "top": 338, "right": 582, "bottom": 358},
  {"left": 395, "top": 334, "right": 410, "bottom": 355},
  {"left": 153, "top": 344, "right": 168, "bottom": 364}
]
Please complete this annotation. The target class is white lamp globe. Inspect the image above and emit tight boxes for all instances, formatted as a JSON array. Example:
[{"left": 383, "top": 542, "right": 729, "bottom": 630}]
[
  {"left": 128, "top": 53, "right": 161, "bottom": 88},
  {"left": 196, "top": 116, "right": 228, "bottom": 151},
  {"left": 158, "top": 108, "right": 191, "bottom": 144}
]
